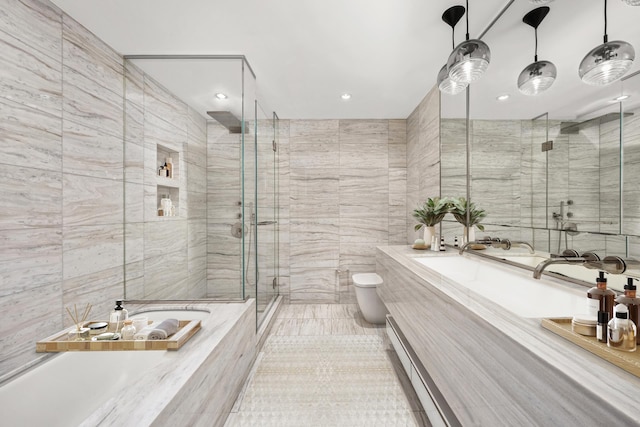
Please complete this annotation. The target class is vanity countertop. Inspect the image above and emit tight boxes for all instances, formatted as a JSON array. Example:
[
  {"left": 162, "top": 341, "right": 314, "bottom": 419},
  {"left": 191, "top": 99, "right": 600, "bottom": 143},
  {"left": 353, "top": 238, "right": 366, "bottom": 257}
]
[{"left": 377, "top": 245, "right": 640, "bottom": 426}]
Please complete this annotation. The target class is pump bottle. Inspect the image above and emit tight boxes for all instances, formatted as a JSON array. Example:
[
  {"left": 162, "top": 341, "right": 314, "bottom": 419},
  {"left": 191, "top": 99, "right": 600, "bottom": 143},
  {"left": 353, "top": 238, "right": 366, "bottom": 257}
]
[
  {"left": 108, "top": 300, "right": 128, "bottom": 333},
  {"left": 587, "top": 271, "right": 615, "bottom": 319},
  {"left": 615, "top": 278, "right": 640, "bottom": 344}
]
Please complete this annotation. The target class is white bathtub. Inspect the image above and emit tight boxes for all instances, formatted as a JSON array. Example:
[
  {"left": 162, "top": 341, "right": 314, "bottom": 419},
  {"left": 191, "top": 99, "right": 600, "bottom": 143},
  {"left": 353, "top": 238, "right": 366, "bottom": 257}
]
[
  {"left": 0, "top": 301, "right": 256, "bottom": 427},
  {"left": 0, "top": 351, "right": 167, "bottom": 427},
  {"left": 130, "top": 308, "right": 211, "bottom": 322},
  {"left": 415, "top": 255, "right": 585, "bottom": 318}
]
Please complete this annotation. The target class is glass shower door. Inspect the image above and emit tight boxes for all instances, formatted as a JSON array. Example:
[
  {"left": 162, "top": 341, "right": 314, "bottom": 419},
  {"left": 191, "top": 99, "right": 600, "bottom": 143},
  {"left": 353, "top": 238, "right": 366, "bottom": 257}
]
[{"left": 244, "top": 101, "right": 279, "bottom": 326}]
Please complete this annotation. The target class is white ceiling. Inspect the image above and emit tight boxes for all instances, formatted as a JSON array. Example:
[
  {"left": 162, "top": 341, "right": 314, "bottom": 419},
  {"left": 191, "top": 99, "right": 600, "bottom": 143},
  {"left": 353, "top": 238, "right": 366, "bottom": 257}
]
[{"left": 51, "top": 0, "right": 640, "bottom": 120}]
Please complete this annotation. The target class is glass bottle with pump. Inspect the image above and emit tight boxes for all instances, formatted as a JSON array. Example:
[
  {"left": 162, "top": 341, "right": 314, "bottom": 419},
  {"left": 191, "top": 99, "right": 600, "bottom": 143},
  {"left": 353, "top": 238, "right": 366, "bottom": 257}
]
[
  {"left": 108, "top": 300, "right": 128, "bottom": 333},
  {"left": 615, "top": 278, "right": 640, "bottom": 344},
  {"left": 587, "top": 271, "right": 615, "bottom": 319}
]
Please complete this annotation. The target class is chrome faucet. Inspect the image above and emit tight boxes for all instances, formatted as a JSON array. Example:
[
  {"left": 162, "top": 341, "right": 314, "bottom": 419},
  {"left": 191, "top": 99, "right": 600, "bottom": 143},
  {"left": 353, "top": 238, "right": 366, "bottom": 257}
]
[
  {"left": 532, "top": 251, "right": 595, "bottom": 279},
  {"left": 533, "top": 251, "right": 636, "bottom": 279},
  {"left": 496, "top": 239, "right": 535, "bottom": 254},
  {"left": 458, "top": 236, "right": 501, "bottom": 255},
  {"left": 459, "top": 236, "right": 535, "bottom": 255}
]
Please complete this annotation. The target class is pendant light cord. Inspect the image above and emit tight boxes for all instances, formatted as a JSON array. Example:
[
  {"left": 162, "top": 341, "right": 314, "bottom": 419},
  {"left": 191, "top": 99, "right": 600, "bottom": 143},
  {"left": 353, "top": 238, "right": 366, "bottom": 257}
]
[
  {"left": 465, "top": 0, "right": 470, "bottom": 40},
  {"left": 534, "top": 27, "right": 538, "bottom": 62},
  {"left": 604, "top": 0, "right": 608, "bottom": 43}
]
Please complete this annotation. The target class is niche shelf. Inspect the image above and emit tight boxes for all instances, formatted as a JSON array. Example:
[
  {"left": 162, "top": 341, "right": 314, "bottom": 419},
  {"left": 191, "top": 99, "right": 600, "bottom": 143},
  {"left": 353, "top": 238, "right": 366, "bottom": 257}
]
[{"left": 156, "top": 144, "right": 181, "bottom": 218}]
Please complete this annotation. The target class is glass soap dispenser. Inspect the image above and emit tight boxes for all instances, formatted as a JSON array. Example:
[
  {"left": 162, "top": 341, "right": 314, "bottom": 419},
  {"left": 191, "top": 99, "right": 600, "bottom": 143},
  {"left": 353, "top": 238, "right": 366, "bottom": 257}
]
[
  {"left": 108, "top": 300, "right": 128, "bottom": 333},
  {"left": 608, "top": 304, "right": 636, "bottom": 352},
  {"left": 615, "top": 278, "right": 640, "bottom": 344},
  {"left": 587, "top": 271, "right": 615, "bottom": 319}
]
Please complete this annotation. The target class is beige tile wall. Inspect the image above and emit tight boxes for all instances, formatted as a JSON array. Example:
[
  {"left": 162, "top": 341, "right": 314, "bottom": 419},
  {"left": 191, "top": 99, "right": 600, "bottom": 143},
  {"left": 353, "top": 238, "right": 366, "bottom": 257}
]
[
  {"left": 123, "top": 61, "right": 207, "bottom": 301},
  {"left": 406, "top": 87, "right": 441, "bottom": 243},
  {"left": 276, "top": 119, "right": 409, "bottom": 304},
  {"left": 0, "top": 0, "right": 209, "bottom": 376},
  {"left": 0, "top": 0, "right": 124, "bottom": 375}
]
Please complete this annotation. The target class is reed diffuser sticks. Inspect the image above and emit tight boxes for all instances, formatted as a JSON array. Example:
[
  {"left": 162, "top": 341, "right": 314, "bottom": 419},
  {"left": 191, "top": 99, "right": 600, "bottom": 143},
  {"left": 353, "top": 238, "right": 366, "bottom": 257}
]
[{"left": 66, "top": 303, "right": 92, "bottom": 331}]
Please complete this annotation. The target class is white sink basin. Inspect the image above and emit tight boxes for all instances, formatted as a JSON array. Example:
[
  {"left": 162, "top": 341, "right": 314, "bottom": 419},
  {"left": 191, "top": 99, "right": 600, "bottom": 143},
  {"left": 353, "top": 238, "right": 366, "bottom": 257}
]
[{"left": 415, "top": 256, "right": 586, "bottom": 318}]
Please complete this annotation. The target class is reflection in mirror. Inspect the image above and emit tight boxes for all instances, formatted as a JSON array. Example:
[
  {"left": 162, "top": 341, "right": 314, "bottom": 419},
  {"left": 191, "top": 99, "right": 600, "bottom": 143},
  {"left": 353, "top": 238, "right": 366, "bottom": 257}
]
[{"left": 439, "top": 0, "right": 640, "bottom": 291}]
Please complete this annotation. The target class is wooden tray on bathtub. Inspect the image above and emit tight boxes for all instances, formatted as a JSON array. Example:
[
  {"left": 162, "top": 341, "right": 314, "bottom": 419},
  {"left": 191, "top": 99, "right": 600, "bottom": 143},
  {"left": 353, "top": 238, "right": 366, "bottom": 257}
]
[
  {"left": 541, "top": 317, "right": 640, "bottom": 378},
  {"left": 36, "top": 320, "right": 201, "bottom": 352}
]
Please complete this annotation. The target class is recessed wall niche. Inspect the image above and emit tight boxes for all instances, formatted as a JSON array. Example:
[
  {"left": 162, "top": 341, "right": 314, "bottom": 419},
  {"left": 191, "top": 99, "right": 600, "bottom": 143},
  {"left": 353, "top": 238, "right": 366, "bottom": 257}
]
[{"left": 156, "top": 144, "right": 180, "bottom": 218}]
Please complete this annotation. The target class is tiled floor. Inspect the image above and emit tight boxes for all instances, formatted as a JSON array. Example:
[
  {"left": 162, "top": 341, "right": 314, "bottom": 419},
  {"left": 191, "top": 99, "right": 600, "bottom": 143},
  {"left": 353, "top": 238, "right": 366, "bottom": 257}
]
[{"left": 225, "top": 304, "right": 428, "bottom": 426}]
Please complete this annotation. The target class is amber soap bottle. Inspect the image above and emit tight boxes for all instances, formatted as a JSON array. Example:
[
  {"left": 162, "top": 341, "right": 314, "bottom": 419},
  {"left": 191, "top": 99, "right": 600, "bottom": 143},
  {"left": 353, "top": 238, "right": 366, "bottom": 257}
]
[
  {"left": 615, "top": 278, "right": 640, "bottom": 344},
  {"left": 587, "top": 271, "right": 615, "bottom": 319}
]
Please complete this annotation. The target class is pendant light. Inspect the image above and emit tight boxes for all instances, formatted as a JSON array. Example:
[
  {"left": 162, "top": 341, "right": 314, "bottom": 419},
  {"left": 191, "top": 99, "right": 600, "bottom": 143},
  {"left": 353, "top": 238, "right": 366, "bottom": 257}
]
[
  {"left": 579, "top": 0, "right": 635, "bottom": 85},
  {"left": 518, "top": 7, "right": 557, "bottom": 95},
  {"left": 622, "top": 0, "right": 640, "bottom": 5},
  {"left": 446, "top": 0, "right": 491, "bottom": 84},
  {"left": 437, "top": 5, "right": 467, "bottom": 95}
]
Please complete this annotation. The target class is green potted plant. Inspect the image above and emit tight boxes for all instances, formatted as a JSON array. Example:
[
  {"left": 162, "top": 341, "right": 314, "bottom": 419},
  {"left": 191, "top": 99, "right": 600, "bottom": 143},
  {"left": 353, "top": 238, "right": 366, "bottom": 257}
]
[
  {"left": 413, "top": 197, "right": 451, "bottom": 247},
  {"left": 450, "top": 197, "right": 486, "bottom": 243}
]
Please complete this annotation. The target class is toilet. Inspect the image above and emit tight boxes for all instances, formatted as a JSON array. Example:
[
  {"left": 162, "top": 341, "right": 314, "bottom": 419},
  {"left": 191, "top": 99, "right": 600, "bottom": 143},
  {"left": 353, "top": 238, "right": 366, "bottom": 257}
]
[{"left": 352, "top": 273, "right": 388, "bottom": 324}]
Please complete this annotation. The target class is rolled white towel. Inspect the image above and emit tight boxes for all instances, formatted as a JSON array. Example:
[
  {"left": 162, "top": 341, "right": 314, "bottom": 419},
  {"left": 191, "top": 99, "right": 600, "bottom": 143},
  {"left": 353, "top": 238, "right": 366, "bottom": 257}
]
[{"left": 134, "top": 318, "right": 179, "bottom": 340}]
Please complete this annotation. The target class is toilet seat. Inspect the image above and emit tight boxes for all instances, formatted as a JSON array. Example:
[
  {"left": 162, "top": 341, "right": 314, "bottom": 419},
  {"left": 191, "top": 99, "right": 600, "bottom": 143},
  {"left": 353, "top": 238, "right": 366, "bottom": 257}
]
[{"left": 352, "top": 273, "right": 383, "bottom": 288}]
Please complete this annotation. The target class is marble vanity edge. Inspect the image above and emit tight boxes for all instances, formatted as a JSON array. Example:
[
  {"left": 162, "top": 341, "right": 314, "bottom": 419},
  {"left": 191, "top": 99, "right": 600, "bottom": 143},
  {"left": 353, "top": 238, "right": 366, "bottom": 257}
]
[
  {"left": 376, "top": 246, "right": 640, "bottom": 420},
  {"left": 78, "top": 300, "right": 255, "bottom": 427}
]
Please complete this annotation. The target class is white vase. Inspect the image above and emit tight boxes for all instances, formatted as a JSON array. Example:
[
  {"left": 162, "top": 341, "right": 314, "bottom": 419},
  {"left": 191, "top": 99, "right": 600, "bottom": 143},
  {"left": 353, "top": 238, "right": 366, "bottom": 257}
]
[
  {"left": 423, "top": 226, "right": 436, "bottom": 248},
  {"left": 463, "top": 226, "right": 475, "bottom": 244}
]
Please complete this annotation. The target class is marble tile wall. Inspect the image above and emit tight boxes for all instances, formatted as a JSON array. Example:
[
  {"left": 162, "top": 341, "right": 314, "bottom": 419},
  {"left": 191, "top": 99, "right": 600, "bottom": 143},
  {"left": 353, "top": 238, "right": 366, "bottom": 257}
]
[
  {"left": 0, "top": 0, "right": 212, "bottom": 376},
  {"left": 623, "top": 105, "right": 640, "bottom": 237},
  {"left": 0, "top": 0, "right": 125, "bottom": 376},
  {"left": 123, "top": 62, "right": 208, "bottom": 301},
  {"left": 206, "top": 123, "right": 243, "bottom": 299},
  {"left": 406, "top": 87, "right": 440, "bottom": 243},
  {"left": 274, "top": 119, "right": 407, "bottom": 304}
]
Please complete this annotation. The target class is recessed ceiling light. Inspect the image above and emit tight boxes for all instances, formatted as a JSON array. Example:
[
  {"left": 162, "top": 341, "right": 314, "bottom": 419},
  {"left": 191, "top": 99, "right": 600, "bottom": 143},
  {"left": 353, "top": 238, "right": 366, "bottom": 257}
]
[
  {"left": 341, "top": 93, "right": 351, "bottom": 100},
  {"left": 613, "top": 94, "right": 630, "bottom": 102},
  {"left": 215, "top": 93, "right": 228, "bottom": 100},
  {"left": 496, "top": 94, "right": 510, "bottom": 101}
]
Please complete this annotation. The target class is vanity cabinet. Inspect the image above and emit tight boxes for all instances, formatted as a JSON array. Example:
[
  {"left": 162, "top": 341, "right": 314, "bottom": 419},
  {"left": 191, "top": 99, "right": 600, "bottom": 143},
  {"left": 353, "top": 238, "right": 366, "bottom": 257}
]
[{"left": 377, "top": 246, "right": 640, "bottom": 426}]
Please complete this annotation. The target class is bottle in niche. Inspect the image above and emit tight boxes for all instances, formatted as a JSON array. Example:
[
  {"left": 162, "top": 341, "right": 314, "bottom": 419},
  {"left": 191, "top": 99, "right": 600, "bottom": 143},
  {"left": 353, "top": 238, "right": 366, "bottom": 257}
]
[
  {"left": 108, "top": 300, "right": 128, "bottom": 333},
  {"left": 615, "top": 278, "right": 640, "bottom": 344},
  {"left": 439, "top": 236, "right": 445, "bottom": 251},
  {"left": 454, "top": 236, "right": 459, "bottom": 248},
  {"left": 161, "top": 194, "right": 172, "bottom": 217},
  {"left": 608, "top": 304, "right": 636, "bottom": 352},
  {"left": 587, "top": 271, "right": 615, "bottom": 319},
  {"left": 165, "top": 157, "right": 173, "bottom": 178}
]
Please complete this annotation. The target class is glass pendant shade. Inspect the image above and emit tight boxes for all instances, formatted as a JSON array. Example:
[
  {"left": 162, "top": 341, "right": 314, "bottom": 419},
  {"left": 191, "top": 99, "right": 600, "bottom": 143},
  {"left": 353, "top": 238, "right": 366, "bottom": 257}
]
[
  {"left": 447, "top": 39, "right": 491, "bottom": 83},
  {"left": 518, "top": 60, "right": 557, "bottom": 95},
  {"left": 622, "top": 0, "right": 640, "bottom": 5},
  {"left": 529, "top": 0, "right": 554, "bottom": 3},
  {"left": 437, "top": 64, "right": 468, "bottom": 95},
  {"left": 579, "top": 40, "right": 635, "bottom": 85}
]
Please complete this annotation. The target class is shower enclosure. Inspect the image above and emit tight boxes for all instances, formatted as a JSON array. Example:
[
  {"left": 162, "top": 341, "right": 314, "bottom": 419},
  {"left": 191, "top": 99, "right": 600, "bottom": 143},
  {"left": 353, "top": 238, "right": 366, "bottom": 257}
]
[{"left": 122, "top": 55, "right": 279, "bottom": 326}]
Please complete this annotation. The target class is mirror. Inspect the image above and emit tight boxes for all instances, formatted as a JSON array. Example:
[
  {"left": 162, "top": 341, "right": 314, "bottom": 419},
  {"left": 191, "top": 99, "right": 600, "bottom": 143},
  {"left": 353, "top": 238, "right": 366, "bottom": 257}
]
[{"left": 439, "top": 0, "right": 640, "bottom": 290}]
